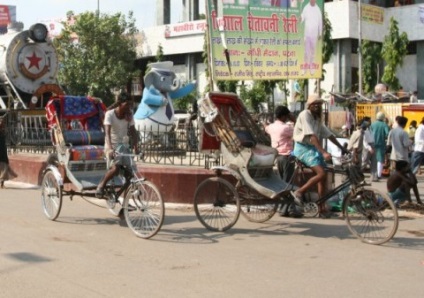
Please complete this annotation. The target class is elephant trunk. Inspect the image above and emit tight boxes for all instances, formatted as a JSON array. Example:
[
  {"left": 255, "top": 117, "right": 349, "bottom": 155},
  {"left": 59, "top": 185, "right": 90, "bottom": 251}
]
[{"left": 171, "top": 78, "right": 180, "bottom": 91}]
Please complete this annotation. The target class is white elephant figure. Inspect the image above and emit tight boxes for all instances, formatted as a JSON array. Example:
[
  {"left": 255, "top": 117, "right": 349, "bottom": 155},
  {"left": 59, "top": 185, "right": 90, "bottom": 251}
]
[{"left": 134, "top": 61, "right": 196, "bottom": 146}]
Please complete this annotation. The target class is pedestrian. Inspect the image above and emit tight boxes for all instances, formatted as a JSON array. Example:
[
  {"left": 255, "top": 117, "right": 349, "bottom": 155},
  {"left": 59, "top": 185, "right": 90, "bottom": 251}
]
[
  {"left": 362, "top": 116, "right": 378, "bottom": 182},
  {"left": 387, "top": 116, "right": 421, "bottom": 204},
  {"left": 345, "top": 106, "right": 355, "bottom": 137},
  {"left": 347, "top": 121, "right": 365, "bottom": 167},
  {"left": 387, "top": 116, "right": 411, "bottom": 169},
  {"left": 264, "top": 105, "right": 296, "bottom": 183},
  {"left": 408, "top": 120, "right": 417, "bottom": 143},
  {"left": 410, "top": 91, "right": 418, "bottom": 103},
  {"left": 292, "top": 94, "right": 348, "bottom": 217},
  {"left": 0, "top": 114, "right": 17, "bottom": 188},
  {"left": 370, "top": 111, "right": 390, "bottom": 179},
  {"left": 411, "top": 117, "right": 424, "bottom": 175}
]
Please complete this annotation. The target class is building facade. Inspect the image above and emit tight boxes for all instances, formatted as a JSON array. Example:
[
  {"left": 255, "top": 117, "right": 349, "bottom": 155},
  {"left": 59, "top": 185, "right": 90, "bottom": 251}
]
[{"left": 138, "top": 0, "right": 424, "bottom": 104}]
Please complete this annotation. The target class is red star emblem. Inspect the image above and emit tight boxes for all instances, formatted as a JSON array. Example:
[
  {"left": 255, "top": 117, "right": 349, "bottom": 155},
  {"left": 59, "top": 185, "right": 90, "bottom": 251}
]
[{"left": 26, "top": 52, "right": 42, "bottom": 69}]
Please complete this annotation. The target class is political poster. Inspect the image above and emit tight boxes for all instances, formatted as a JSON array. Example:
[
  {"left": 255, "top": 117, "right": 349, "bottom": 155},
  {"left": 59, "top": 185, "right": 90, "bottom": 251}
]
[{"left": 206, "top": 0, "right": 324, "bottom": 81}]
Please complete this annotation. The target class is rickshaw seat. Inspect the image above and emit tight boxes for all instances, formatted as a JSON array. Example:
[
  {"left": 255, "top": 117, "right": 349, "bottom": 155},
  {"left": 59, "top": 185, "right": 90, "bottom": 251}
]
[
  {"left": 62, "top": 131, "right": 105, "bottom": 161},
  {"left": 63, "top": 130, "right": 105, "bottom": 146}
]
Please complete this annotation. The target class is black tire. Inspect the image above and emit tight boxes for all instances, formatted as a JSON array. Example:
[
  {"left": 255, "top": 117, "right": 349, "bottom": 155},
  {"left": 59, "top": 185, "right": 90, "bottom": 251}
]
[
  {"left": 194, "top": 177, "right": 240, "bottom": 231},
  {"left": 123, "top": 180, "right": 164, "bottom": 239},
  {"left": 238, "top": 186, "right": 278, "bottom": 223},
  {"left": 41, "top": 170, "right": 62, "bottom": 221},
  {"left": 343, "top": 187, "right": 399, "bottom": 245}
]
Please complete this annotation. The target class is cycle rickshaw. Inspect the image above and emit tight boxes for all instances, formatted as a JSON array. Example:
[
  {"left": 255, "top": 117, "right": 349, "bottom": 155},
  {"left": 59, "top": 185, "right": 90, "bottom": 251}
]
[
  {"left": 194, "top": 92, "right": 399, "bottom": 245},
  {"left": 41, "top": 95, "right": 164, "bottom": 239}
]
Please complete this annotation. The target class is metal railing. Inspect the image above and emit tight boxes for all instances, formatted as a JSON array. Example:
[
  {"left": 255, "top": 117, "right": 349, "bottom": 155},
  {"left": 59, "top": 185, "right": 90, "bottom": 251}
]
[{"left": 3, "top": 113, "right": 221, "bottom": 169}]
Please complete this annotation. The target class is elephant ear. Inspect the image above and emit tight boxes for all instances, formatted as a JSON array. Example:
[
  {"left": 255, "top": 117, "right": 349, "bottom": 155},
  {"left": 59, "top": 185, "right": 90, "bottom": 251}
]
[{"left": 144, "top": 71, "right": 155, "bottom": 88}]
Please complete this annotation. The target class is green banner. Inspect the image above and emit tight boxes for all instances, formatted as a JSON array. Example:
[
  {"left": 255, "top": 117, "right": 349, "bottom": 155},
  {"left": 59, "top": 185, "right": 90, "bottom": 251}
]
[{"left": 206, "top": 0, "right": 324, "bottom": 81}]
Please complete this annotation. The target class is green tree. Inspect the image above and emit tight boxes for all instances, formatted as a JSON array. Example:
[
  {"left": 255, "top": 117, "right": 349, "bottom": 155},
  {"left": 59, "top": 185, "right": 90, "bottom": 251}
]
[
  {"left": 381, "top": 17, "right": 409, "bottom": 91},
  {"left": 316, "top": 12, "right": 334, "bottom": 95},
  {"left": 361, "top": 40, "right": 382, "bottom": 94},
  {"left": 155, "top": 44, "right": 164, "bottom": 62},
  {"left": 54, "top": 11, "right": 139, "bottom": 104}
]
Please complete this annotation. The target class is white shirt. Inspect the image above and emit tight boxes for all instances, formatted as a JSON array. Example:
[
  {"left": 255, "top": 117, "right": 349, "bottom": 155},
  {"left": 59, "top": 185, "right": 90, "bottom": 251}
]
[
  {"left": 414, "top": 124, "right": 424, "bottom": 152},
  {"left": 293, "top": 110, "right": 333, "bottom": 144},
  {"left": 104, "top": 109, "right": 135, "bottom": 150},
  {"left": 388, "top": 126, "right": 411, "bottom": 161},
  {"left": 301, "top": 3, "right": 323, "bottom": 41},
  {"left": 363, "top": 128, "right": 375, "bottom": 151}
]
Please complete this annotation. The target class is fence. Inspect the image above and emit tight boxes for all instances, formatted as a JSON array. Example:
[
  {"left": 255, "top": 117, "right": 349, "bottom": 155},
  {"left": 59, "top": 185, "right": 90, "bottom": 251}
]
[{"left": 2, "top": 111, "right": 221, "bottom": 169}]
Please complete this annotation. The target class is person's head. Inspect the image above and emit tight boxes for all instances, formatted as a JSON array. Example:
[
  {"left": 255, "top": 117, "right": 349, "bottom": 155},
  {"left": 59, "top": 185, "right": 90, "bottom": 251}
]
[
  {"left": 410, "top": 120, "right": 417, "bottom": 128},
  {"left": 363, "top": 116, "right": 371, "bottom": 125},
  {"left": 359, "top": 118, "right": 370, "bottom": 131},
  {"left": 420, "top": 117, "right": 424, "bottom": 125},
  {"left": 376, "top": 111, "right": 385, "bottom": 121},
  {"left": 310, "top": 0, "right": 316, "bottom": 6},
  {"left": 396, "top": 116, "right": 408, "bottom": 128},
  {"left": 306, "top": 94, "right": 324, "bottom": 116},
  {"left": 116, "top": 92, "right": 133, "bottom": 115},
  {"left": 275, "top": 105, "right": 291, "bottom": 121},
  {"left": 395, "top": 160, "right": 409, "bottom": 173}
]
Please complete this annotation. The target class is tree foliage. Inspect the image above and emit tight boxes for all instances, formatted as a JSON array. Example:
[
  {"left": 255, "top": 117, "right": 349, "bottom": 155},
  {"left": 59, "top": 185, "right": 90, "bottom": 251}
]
[
  {"left": 54, "top": 11, "right": 139, "bottom": 104},
  {"left": 361, "top": 40, "right": 382, "bottom": 94},
  {"left": 381, "top": 17, "right": 409, "bottom": 91},
  {"left": 322, "top": 12, "right": 334, "bottom": 67}
]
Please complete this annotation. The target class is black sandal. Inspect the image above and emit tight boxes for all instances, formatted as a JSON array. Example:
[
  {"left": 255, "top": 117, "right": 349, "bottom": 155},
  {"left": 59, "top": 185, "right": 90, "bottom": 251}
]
[{"left": 95, "top": 188, "right": 105, "bottom": 198}]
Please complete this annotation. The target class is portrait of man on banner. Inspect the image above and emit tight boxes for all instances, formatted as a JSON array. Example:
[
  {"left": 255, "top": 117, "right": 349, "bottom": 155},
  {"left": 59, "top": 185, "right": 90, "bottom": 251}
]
[{"left": 300, "top": 0, "right": 323, "bottom": 76}]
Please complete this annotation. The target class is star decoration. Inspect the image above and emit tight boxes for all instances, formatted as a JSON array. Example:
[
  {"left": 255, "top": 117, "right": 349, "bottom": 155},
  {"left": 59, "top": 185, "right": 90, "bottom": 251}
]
[{"left": 26, "top": 52, "right": 42, "bottom": 69}]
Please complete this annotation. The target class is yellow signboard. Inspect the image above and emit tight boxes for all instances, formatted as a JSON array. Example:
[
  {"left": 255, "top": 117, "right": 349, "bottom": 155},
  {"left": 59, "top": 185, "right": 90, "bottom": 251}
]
[{"left": 362, "top": 4, "right": 384, "bottom": 25}]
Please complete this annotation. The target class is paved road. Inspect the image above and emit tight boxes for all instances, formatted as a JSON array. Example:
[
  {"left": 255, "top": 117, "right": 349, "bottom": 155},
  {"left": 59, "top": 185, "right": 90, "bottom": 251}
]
[{"left": 1, "top": 181, "right": 424, "bottom": 298}]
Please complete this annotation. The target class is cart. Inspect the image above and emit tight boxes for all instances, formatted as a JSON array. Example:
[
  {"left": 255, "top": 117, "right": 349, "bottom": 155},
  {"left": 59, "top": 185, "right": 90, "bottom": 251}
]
[
  {"left": 194, "top": 92, "right": 399, "bottom": 245},
  {"left": 41, "top": 95, "right": 164, "bottom": 239}
]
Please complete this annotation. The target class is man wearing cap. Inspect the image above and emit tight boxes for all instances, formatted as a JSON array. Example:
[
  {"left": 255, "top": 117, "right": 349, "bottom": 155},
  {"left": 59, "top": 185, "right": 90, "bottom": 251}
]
[
  {"left": 370, "top": 111, "right": 389, "bottom": 179},
  {"left": 96, "top": 92, "right": 139, "bottom": 198},
  {"left": 292, "top": 94, "right": 348, "bottom": 217}
]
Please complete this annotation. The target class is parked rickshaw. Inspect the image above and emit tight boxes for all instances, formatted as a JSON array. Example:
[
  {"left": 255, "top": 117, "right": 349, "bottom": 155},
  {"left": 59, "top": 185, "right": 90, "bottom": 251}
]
[{"left": 41, "top": 95, "right": 164, "bottom": 239}]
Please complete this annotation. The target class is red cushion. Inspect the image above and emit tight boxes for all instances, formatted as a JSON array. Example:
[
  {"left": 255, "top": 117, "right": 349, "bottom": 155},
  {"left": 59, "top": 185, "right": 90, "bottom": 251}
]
[{"left": 69, "top": 145, "right": 104, "bottom": 161}]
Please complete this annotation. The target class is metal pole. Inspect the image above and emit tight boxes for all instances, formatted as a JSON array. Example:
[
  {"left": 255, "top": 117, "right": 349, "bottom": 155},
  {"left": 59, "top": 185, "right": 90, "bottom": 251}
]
[{"left": 358, "top": 0, "right": 363, "bottom": 94}]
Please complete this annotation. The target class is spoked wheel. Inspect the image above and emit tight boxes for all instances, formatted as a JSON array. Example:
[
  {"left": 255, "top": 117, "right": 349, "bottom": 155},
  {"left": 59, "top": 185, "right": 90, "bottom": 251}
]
[
  {"left": 343, "top": 187, "right": 399, "bottom": 245},
  {"left": 123, "top": 180, "right": 164, "bottom": 239},
  {"left": 238, "top": 186, "right": 278, "bottom": 223},
  {"left": 41, "top": 170, "right": 62, "bottom": 220},
  {"left": 302, "top": 202, "right": 319, "bottom": 218},
  {"left": 194, "top": 177, "right": 240, "bottom": 231}
]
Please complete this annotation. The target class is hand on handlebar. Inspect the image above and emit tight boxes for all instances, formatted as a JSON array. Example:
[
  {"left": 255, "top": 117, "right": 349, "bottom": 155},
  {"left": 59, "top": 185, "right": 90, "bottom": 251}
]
[
  {"left": 323, "top": 152, "right": 332, "bottom": 161},
  {"left": 341, "top": 147, "right": 350, "bottom": 156}
]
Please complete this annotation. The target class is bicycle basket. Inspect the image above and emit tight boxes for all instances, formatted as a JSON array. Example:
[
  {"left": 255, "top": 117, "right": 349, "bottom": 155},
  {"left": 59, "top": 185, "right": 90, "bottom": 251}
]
[{"left": 347, "top": 165, "right": 365, "bottom": 185}]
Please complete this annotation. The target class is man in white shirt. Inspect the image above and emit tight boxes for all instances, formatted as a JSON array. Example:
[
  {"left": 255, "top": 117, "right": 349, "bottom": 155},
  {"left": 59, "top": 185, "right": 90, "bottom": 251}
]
[
  {"left": 387, "top": 116, "right": 411, "bottom": 165},
  {"left": 292, "top": 94, "right": 348, "bottom": 217},
  {"left": 411, "top": 117, "right": 424, "bottom": 175},
  {"left": 96, "top": 92, "right": 139, "bottom": 198},
  {"left": 362, "top": 117, "right": 378, "bottom": 182},
  {"left": 300, "top": 0, "right": 323, "bottom": 75}
]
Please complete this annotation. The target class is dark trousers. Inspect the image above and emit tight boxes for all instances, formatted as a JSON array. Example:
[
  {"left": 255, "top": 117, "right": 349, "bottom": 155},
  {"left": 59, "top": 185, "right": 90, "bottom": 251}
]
[{"left": 276, "top": 154, "right": 295, "bottom": 183}]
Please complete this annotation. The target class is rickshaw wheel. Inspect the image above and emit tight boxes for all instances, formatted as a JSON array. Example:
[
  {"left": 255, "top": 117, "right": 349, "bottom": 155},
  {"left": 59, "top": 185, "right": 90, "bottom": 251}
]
[
  {"left": 238, "top": 186, "right": 278, "bottom": 223},
  {"left": 41, "top": 170, "right": 62, "bottom": 221},
  {"left": 194, "top": 177, "right": 240, "bottom": 231},
  {"left": 123, "top": 180, "right": 164, "bottom": 239},
  {"left": 344, "top": 187, "right": 399, "bottom": 245}
]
